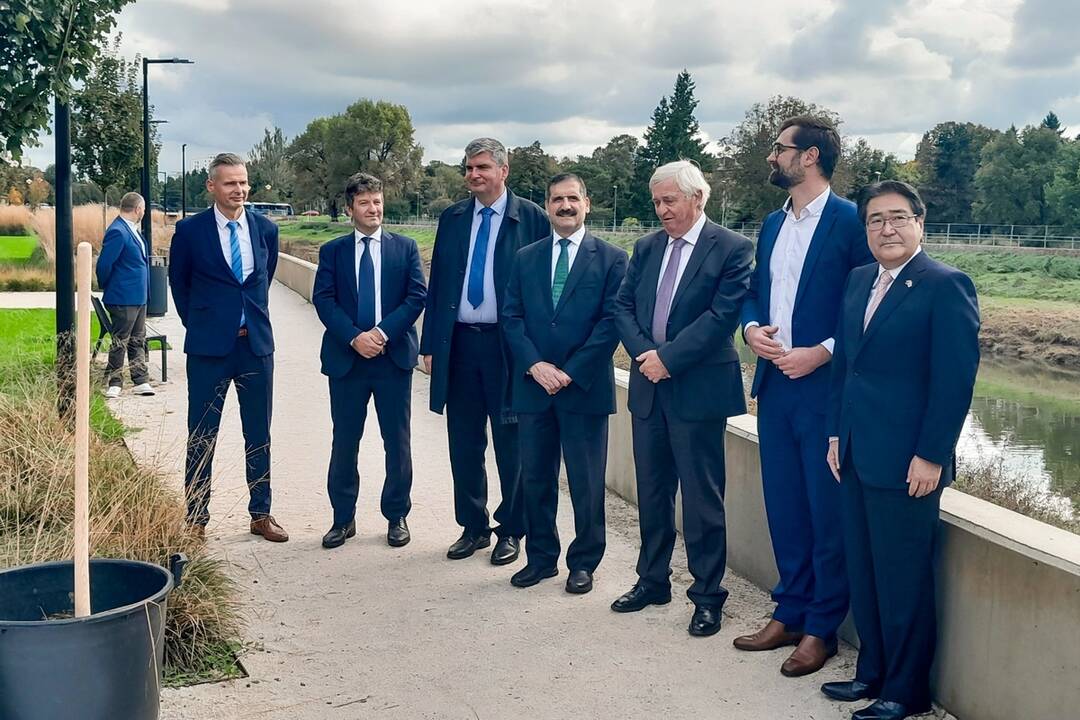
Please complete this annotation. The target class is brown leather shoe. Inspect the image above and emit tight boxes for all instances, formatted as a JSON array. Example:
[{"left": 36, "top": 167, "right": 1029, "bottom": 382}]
[
  {"left": 780, "top": 634, "right": 838, "bottom": 677},
  {"left": 250, "top": 515, "right": 289, "bottom": 543},
  {"left": 733, "top": 619, "right": 804, "bottom": 651}
]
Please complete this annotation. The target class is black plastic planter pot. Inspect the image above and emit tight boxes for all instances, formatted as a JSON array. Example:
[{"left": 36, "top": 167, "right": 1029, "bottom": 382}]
[{"left": 0, "top": 555, "right": 186, "bottom": 720}]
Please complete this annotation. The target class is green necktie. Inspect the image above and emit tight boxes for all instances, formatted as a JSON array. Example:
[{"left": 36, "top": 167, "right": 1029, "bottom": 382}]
[{"left": 552, "top": 238, "right": 570, "bottom": 305}]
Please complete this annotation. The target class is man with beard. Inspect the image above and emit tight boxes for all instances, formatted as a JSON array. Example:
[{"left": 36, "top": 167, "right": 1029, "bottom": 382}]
[
  {"left": 501, "top": 173, "right": 627, "bottom": 593},
  {"left": 420, "top": 138, "right": 551, "bottom": 566},
  {"left": 735, "top": 117, "right": 873, "bottom": 674}
]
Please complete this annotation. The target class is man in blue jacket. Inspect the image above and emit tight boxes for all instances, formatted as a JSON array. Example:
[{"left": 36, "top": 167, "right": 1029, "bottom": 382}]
[
  {"left": 312, "top": 172, "right": 427, "bottom": 549},
  {"left": 822, "top": 181, "right": 980, "bottom": 720},
  {"left": 736, "top": 117, "right": 874, "bottom": 676},
  {"left": 168, "top": 153, "right": 287, "bottom": 543},
  {"left": 96, "top": 191, "right": 154, "bottom": 399}
]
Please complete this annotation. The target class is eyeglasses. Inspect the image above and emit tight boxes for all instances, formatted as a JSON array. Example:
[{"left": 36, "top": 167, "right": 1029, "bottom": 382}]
[
  {"left": 770, "top": 142, "right": 802, "bottom": 156},
  {"left": 866, "top": 215, "right": 920, "bottom": 232}
]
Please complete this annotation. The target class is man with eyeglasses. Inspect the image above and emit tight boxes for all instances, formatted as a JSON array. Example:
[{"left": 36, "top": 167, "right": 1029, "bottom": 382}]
[
  {"left": 822, "top": 180, "right": 979, "bottom": 720},
  {"left": 736, "top": 116, "right": 874, "bottom": 676}
]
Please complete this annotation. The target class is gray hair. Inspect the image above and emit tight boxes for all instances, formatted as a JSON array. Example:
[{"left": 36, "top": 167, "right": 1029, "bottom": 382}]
[
  {"left": 119, "top": 192, "right": 144, "bottom": 212},
  {"left": 208, "top": 152, "right": 246, "bottom": 180},
  {"left": 649, "top": 160, "right": 711, "bottom": 208},
  {"left": 464, "top": 137, "right": 508, "bottom": 167}
]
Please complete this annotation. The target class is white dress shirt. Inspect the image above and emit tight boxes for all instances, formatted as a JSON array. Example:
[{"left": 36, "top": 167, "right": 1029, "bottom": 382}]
[
  {"left": 655, "top": 211, "right": 708, "bottom": 312},
  {"left": 214, "top": 205, "right": 254, "bottom": 281},
  {"left": 123, "top": 217, "right": 146, "bottom": 257},
  {"left": 772, "top": 186, "right": 831, "bottom": 352},
  {"left": 868, "top": 245, "right": 922, "bottom": 309},
  {"left": 550, "top": 225, "right": 587, "bottom": 283},
  {"left": 457, "top": 190, "right": 508, "bottom": 323},
  {"left": 354, "top": 227, "right": 387, "bottom": 339}
]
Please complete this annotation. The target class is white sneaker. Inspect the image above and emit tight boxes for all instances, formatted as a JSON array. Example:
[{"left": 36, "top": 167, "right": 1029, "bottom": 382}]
[
  {"left": 132, "top": 383, "right": 156, "bottom": 396},
  {"left": 103, "top": 385, "right": 122, "bottom": 399}
]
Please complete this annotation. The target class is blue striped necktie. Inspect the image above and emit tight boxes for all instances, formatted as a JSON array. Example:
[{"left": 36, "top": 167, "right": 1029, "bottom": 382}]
[
  {"left": 468, "top": 207, "right": 494, "bottom": 308},
  {"left": 226, "top": 220, "right": 244, "bottom": 283}
]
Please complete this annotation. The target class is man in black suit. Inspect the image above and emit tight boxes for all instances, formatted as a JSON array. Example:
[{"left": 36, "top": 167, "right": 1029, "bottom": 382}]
[
  {"left": 169, "top": 152, "right": 287, "bottom": 542},
  {"left": 612, "top": 160, "right": 753, "bottom": 637},
  {"left": 312, "top": 172, "right": 427, "bottom": 549},
  {"left": 822, "top": 181, "right": 980, "bottom": 720},
  {"left": 420, "top": 138, "right": 550, "bottom": 565},
  {"left": 501, "top": 173, "right": 628, "bottom": 593}
]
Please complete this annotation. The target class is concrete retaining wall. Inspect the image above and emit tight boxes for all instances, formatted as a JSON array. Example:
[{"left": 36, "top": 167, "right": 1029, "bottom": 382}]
[{"left": 276, "top": 254, "right": 1079, "bottom": 720}]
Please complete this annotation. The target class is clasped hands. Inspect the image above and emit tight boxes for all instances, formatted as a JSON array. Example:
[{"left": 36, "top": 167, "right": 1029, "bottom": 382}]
[
  {"left": 746, "top": 324, "right": 829, "bottom": 379},
  {"left": 530, "top": 361, "right": 572, "bottom": 395},
  {"left": 351, "top": 329, "right": 386, "bottom": 359},
  {"left": 635, "top": 350, "right": 670, "bottom": 383}
]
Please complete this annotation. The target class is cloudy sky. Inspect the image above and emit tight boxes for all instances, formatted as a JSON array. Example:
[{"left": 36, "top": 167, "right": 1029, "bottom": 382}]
[{"left": 23, "top": 0, "right": 1080, "bottom": 176}]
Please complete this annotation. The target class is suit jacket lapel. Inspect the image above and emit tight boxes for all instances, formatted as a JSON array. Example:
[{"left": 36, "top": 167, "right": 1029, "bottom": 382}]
[
  {"left": 858, "top": 251, "right": 930, "bottom": 351},
  {"left": 379, "top": 230, "right": 401, "bottom": 315},
  {"left": 117, "top": 219, "right": 145, "bottom": 258},
  {"left": 493, "top": 191, "right": 521, "bottom": 296},
  {"left": 454, "top": 200, "right": 474, "bottom": 278},
  {"left": 792, "top": 194, "right": 839, "bottom": 310},
  {"left": 669, "top": 221, "right": 716, "bottom": 316},
  {"left": 341, "top": 233, "right": 358, "bottom": 310},
  {"left": 245, "top": 209, "right": 265, "bottom": 280},
  {"left": 204, "top": 210, "right": 236, "bottom": 282},
  {"left": 756, "top": 213, "right": 783, "bottom": 322},
  {"left": 639, "top": 232, "right": 666, "bottom": 322},
  {"left": 553, "top": 233, "right": 597, "bottom": 318}
]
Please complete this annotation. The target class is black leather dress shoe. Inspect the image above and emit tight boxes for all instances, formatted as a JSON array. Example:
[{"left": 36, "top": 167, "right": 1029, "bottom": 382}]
[
  {"left": 565, "top": 569, "right": 593, "bottom": 594},
  {"left": 821, "top": 680, "right": 878, "bottom": 702},
  {"left": 322, "top": 520, "right": 356, "bottom": 549},
  {"left": 490, "top": 536, "right": 520, "bottom": 565},
  {"left": 510, "top": 565, "right": 558, "bottom": 588},
  {"left": 610, "top": 584, "right": 672, "bottom": 613},
  {"left": 387, "top": 517, "right": 410, "bottom": 547},
  {"left": 852, "top": 700, "right": 931, "bottom": 720},
  {"left": 446, "top": 531, "right": 491, "bottom": 559},
  {"left": 688, "top": 604, "right": 722, "bottom": 636}
]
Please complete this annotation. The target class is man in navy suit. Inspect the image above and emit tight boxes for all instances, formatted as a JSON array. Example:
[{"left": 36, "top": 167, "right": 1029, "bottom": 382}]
[
  {"left": 168, "top": 152, "right": 287, "bottom": 543},
  {"left": 96, "top": 191, "right": 155, "bottom": 399},
  {"left": 420, "top": 138, "right": 550, "bottom": 565},
  {"left": 821, "top": 181, "right": 979, "bottom": 720},
  {"left": 736, "top": 117, "right": 875, "bottom": 676},
  {"left": 312, "top": 172, "right": 427, "bottom": 549},
  {"left": 611, "top": 161, "right": 753, "bottom": 637},
  {"left": 501, "top": 173, "right": 627, "bottom": 593}
]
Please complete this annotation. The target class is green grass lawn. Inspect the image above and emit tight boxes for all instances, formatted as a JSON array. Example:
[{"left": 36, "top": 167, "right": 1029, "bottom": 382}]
[
  {"left": 0, "top": 235, "right": 38, "bottom": 263},
  {"left": 934, "top": 250, "right": 1080, "bottom": 302},
  {"left": 0, "top": 308, "right": 125, "bottom": 441}
]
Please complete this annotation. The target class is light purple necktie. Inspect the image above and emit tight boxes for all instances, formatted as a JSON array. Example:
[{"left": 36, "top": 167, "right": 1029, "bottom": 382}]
[{"left": 652, "top": 237, "right": 686, "bottom": 343}]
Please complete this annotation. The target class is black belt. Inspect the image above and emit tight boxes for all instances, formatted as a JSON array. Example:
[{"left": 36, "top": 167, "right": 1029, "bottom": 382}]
[{"left": 454, "top": 322, "right": 499, "bottom": 333}]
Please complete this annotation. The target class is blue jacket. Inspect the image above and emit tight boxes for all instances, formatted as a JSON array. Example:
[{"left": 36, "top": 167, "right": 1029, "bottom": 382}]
[
  {"left": 312, "top": 229, "right": 427, "bottom": 378},
  {"left": 615, "top": 219, "right": 754, "bottom": 422},
  {"left": 827, "top": 250, "right": 981, "bottom": 489},
  {"left": 502, "top": 231, "right": 628, "bottom": 415},
  {"left": 168, "top": 207, "right": 279, "bottom": 357},
  {"left": 741, "top": 192, "right": 874, "bottom": 400},
  {"left": 96, "top": 217, "right": 148, "bottom": 306}
]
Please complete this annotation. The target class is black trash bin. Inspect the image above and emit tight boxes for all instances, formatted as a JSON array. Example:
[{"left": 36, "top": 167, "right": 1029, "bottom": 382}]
[
  {"left": 148, "top": 255, "right": 169, "bottom": 317},
  {"left": 0, "top": 555, "right": 185, "bottom": 720}
]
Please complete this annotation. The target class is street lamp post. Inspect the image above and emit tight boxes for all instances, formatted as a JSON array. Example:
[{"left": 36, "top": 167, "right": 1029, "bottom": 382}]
[
  {"left": 181, "top": 143, "right": 187, "bottom": 219},
  {"left": 159, "top": 171, "right": 168, "bottom": 215},
  {"left": 612, "top": 185, "right": 618, "bottom": 233},
  {"left": 416, "top": 190, "right": 421, "bottom": 223},
  {"left": 141, "top": 57, "right": 193, "bottom": 255}
]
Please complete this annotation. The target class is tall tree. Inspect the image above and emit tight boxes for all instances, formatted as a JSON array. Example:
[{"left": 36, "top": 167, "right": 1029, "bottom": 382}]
[
  {"left": 719, "top": 95, "right": 841, "bottom": 222},
  {"left": 832, "top": 138, "right": 901, "bottom": 197},
  {"left": 507, "top": 141, "right": 557, "bottom": 204},
  {"left": 71, "top": 38, "right": 154, "bottom": 206},
  {"left": 1, "top": 0, "right": 134, "bottom": 157},
  {"left": 1041, "top": 111, "right": 1064, "bottom": 136},
  {"left": 913, "top": 121, "right": 999, "bottom": 222},
  {"left": 1046, "top": 140, "right": 1080, "bottom": 230},
  {"left": 287, "top": 116, "right": 338, "bottom": 217},
  {"left": 974, "top": 124, "right": 1062, "bottom": 224},
  {"left": 247, "top": 127, "right": 293, "bottom": 202}
]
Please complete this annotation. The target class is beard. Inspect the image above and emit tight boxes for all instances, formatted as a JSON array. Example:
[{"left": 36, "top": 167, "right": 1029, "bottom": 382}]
[{"left": 768, "top": 160, "right": 805, "bottom": 190}]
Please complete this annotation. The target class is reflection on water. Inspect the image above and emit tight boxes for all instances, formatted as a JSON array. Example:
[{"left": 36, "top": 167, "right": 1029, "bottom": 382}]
[{"left": 958, "top": 360, "right": 1080, "bottom": 514}]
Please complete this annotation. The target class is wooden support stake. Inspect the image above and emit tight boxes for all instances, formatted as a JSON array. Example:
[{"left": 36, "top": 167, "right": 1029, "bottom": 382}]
[{"left": 74, "top": 242, "right": 91, "bottom": 618}]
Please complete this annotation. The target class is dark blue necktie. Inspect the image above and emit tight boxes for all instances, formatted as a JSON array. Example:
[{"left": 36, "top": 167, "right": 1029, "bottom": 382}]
[
  {"left": 468, "top": 207, "right": 495, "bottom": 308},
  {"left": 356, "top": 236, "right": 375, "bottom": 331}
]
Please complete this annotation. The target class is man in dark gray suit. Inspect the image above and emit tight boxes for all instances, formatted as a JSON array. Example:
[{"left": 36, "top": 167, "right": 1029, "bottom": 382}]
[{"left": 612, "top": 160, "right": 754, "bottom": 637}]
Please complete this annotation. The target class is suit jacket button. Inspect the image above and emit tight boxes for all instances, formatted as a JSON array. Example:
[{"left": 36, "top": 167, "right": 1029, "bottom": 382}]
[
  {"left": 550, "top": 322, "right": 557, "bottom": 327},
  {"left": 854, "top": 370, "right": 860, "bottom": 376},
  {"left": 450, "top": 303, "right": 457, "bottom": 310}
]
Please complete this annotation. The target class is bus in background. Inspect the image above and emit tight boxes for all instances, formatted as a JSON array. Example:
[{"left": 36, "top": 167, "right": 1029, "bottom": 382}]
[{"left": 245, "top": 201, "right": 294, "bottom": 217}]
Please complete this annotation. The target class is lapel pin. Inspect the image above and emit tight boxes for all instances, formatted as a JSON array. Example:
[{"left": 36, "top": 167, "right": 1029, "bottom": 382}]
[{"left": 904, "top": 280, "right": 912, "bottom": 288}]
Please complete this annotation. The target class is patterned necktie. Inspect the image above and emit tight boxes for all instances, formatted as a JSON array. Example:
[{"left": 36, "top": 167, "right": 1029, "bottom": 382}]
[
  {"left": 551, "top": 238, "right": 570, "bottom": 306},
  {"left": 651, "top": 237, "right": 686, "bottom": 343},
  {"left": 468, "top": 207, "right": 495, "bottom": 308},
  {"left": 226, "top": 220, "right": 244, "bottom": 283},
  {"left": 863, "top": 270, "right": 895, "bottom": 330},
  {"left": 357, "top": 236, "right": 376, "bottom": 331}
]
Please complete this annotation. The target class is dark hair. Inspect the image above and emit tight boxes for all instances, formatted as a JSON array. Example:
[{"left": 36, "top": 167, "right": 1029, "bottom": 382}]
[
  {"left": 779, "top": 115, "right": 841, "bottom": 179},
  {"left": 856, "top": 180, "right": 927, "bottom": 224},
  {"left": 546, "top": 172, "right": 587, "bottom": 200},
  {"left": 345, "top": 172, "right": 383, "bottom": 207}
]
